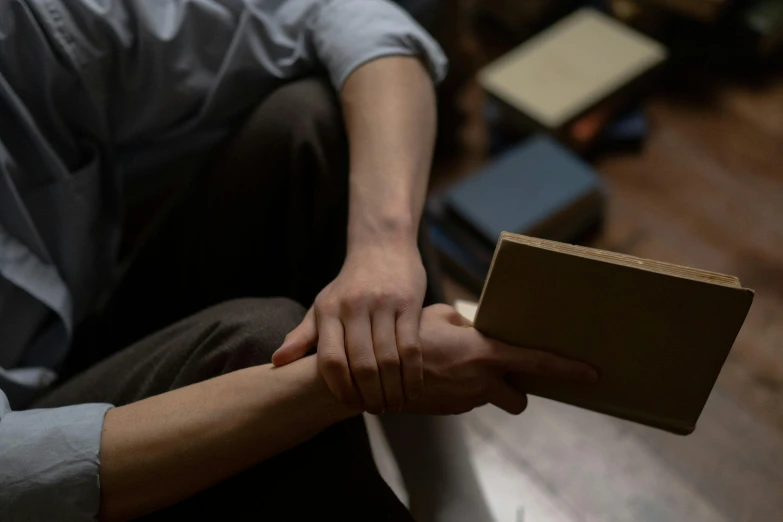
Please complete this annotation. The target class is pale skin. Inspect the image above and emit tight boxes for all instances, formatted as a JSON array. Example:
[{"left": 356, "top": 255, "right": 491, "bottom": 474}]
[
  {"left": 98, "top": 56, "right": 599, "bottom": 521},
  {"left": 273, "top": 55, "right": 436, "bottom": 413},
  {"left": 99, "top": 304, "right": 598, "bottom": 521}
]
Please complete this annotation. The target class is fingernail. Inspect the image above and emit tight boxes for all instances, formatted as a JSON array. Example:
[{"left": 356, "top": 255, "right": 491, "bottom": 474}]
[{"left": 584, "top": 367, "right": 600, "bottom": 383}]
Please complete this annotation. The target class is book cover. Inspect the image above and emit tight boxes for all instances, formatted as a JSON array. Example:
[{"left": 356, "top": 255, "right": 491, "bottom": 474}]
[
  {"left": 474, "top": 233, "right": 754, "bottom": 434},
  {"left": 445, "top": 135, "right": 605, "bottom": 247},
  {"left": 479, "top": 8, "right": 667, "bottom": 130}
]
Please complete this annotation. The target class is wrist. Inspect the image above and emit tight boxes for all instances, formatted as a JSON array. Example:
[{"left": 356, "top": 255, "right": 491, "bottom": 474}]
[
  {"left": 296, "top": 357, "right": 363, "bottom": 419},
  {"left": 347, "top": 213, "right": 418, "bottom": 254},
  {"left": 263, "top": 357, "right": 360, "bottom": 424}
]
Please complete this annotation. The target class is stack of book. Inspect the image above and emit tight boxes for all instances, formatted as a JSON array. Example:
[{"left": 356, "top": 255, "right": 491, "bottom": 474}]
[
  {"left": 427, "top": 135, "right": 606, "bottom": 292},
  {"left": 478, "top": 8, "right": 667, "bottom": 150}
]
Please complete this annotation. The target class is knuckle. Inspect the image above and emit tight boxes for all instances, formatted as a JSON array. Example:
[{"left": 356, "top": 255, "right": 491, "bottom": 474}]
[
  {"left": 352, "top": 361, "right": 379, "bottom": 381},
  {"left": 396, "top": 295, "right": 416, "bottom": 311},
  {"left": 319, "top": 353, "right": 345, "bottom": 373},
  {"left": 399, "top": 342, "right": 422, "bottom": 361},
  {"left": 370, "top": 292, "right": 392, "bottom": 310},
  {"left": 377, "top": 354, "right": 400, "bottom": 373},
  {"left": 343, "top": 293, "right": 368, "bottom": 315},
  {"left": 314, "top": 297, "right": 337, "bottom": 315}
]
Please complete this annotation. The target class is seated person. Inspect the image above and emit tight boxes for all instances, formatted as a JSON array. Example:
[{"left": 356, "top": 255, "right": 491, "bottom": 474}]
[{"left": 0, "top": 1, "right": 597, "bottom": 520}]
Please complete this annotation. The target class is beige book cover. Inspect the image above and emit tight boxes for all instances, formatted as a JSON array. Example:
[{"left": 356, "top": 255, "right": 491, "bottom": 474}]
[
  {"left": 473, "top": 233, "right": 754, "bottom": 434},
  {"left": 479, "top": 8, "right": 667, "bottom": 129}
]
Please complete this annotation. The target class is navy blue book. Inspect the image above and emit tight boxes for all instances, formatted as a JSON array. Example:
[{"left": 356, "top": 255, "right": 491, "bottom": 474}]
[{"left": 445, "top": 135, "right": 606, "bottom": 246}]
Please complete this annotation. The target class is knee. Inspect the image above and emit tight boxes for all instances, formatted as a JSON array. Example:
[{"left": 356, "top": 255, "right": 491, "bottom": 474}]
[
  {"left": 187, "top": 298, "right": 307, "bottom": 375},
  {"left": 249, "top": 78, "right": 345, "bottom": 152},
  {"left": 208, "top": 297, "right": 306, "bottom": 341}
]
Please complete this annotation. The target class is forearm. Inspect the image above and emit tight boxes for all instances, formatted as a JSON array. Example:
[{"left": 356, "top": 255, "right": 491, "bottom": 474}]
[
  {"left": 98, "top": 356, "right": 356, "bottom": 521},
  {"left": 340, "top": 56, "right": 437, "bottom": 250}
]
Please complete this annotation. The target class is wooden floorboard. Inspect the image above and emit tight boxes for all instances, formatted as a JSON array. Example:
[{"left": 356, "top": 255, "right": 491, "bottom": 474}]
[
  {"left": 595, "top": 75, "right": 783, "bottom": 434},
  {"left": 437, "top": 70, "right": 783, "bottom": 520}
]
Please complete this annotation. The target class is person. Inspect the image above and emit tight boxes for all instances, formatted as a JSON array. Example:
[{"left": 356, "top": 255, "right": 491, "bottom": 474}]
[{"left": 0, "top": 0, "right": 598, "bottom": 520}]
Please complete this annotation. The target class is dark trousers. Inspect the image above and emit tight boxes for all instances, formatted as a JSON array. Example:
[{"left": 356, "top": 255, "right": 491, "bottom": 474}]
[{"left": 34, "top": 78, "right": 440, "bottom": 520}]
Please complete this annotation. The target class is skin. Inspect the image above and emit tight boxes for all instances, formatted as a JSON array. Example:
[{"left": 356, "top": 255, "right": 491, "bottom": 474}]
[
  {"left": 97, "top": 56, "right": 599, "bottom": 522},
  {"left": 272, "top": 56, "right": 436, "bottom": 413},
  {"left": 98, "top": 304, "right": 597, "bottom": 521}
]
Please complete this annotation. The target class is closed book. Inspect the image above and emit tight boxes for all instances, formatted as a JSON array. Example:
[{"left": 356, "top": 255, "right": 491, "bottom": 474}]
[
  {"left": 445, "top": 135, "right": 605, "bottom": 247},
  {"left": 478, "top": 8, "right": 666, "bottom": 145},
  {"left": 474, "top": 233, "right": 754, "bottom": 434},
  {"left": 426, "top": 216, "right": 491, "bottom": 294}
]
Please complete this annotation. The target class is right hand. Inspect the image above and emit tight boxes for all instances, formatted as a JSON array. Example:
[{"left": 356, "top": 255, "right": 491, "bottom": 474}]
[{"left": 405, "top": 304, "right": 599, "bottom": 415}]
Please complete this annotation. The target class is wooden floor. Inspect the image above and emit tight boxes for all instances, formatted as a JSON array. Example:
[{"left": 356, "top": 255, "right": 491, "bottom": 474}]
[{"left": 432, "top": 70, "right": 783, "bottom": 521}]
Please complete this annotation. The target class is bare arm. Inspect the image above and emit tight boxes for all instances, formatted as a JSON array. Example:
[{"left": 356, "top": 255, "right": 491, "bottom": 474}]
[
  {"left": 98, "top": 357, "right": 355, "bottom": 521},
  {"left": 275, "top": 56, "right": 437, "bottom": 412},
  {"left": 99, "top": 305, "right": 596, "bottom": 521},
  {"left": 342, "top": 55, "right": 435, "bottom": 247}
]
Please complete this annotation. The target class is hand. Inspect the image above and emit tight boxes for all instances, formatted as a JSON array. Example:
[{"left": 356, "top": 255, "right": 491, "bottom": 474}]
[
  {"left": 404, "top": 304, "right": 599, "bottom": 415},
  {"left": 273, "top": 240, "right": 426, "bottom": 413}
]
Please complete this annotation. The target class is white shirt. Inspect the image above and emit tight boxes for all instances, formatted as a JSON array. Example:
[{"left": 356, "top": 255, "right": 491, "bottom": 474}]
[{"left": 0, "top": 0, "right": 446, "bottom": 518}]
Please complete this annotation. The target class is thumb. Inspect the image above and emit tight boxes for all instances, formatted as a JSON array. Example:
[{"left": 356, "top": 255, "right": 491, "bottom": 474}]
[
  {"left": 272, "top": 307, "right": 318, "bottom": 366},
  {"left": 488, "top": 379, "right": 528, "bottom": 415}
]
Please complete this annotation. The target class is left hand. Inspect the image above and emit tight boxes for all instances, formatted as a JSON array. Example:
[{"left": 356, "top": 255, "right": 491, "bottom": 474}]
[{"left": 272, "top": 239, "right": 426, "bottom": 413}]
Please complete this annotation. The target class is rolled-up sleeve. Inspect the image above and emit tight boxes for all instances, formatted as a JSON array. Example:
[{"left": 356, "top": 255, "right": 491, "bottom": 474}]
[
  {"left": 309, "top": 0, "right": 448, "bottom": 88},
  {"left": 0, "top": 391, "right": 112, "bottom": 521},
  {"left": 26, "top": 0, "right": 447, "bottom": 144}
]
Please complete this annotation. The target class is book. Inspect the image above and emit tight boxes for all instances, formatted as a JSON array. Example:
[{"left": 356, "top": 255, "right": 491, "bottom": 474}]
[
  {"left": 473, "top": 232, "right": 754, "bottom": 434},
  {"left": 598, "top": 107, "right": 648, "bottom": 147},
  {"left": 478, "top": 8, "right": 667, "bottom": 147},
  {"left": 426, "top": 212, "right": 492, "bottom": 293},
  {"left": 445, "top": 136, "right": 606, "bottom": 247}
]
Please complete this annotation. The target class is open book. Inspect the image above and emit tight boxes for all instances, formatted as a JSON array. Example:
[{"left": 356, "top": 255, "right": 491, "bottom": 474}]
[{"left": 470, "top": 232, "right": 754, "bottom": 434}]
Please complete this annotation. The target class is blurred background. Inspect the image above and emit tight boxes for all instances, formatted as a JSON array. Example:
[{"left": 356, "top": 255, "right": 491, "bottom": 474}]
[{"left": 389, "top": 0, "right": 783, "bottom": 520}]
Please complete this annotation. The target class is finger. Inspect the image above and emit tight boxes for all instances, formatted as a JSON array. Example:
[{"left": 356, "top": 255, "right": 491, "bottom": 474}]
[
  {"left": 396, "top": 308, "right": 424, "bottom": 401},
  {"left": 371, "top": 309, "right": 403, "bottom": 412},
  {"left": 345, "top": 314, "right": 385, "bottom": 414},
  {"left": 487, "top": 337, "right": 599, "bottom": 383},
  {"left": 489, "top": 380, "right": 528, "bottom": 415},
  {"left": 272, "top": 307, "right": 318, "bottom": 366},
  {"left": 429, "top": 303, "right": 472, "bottom": 327},
  {"left": 317, "top": 316, "right": 361, "bottom": 408}
]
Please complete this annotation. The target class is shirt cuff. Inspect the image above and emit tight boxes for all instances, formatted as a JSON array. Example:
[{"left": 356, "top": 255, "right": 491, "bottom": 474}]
[
  {"left": 0, "top": 398, "right": 113, "bottom": 521},
  {"left": 312, "top": 0, "right": 448, "bottom": 89}
]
